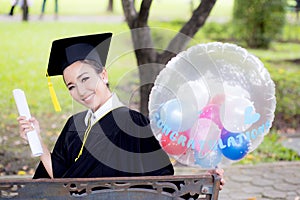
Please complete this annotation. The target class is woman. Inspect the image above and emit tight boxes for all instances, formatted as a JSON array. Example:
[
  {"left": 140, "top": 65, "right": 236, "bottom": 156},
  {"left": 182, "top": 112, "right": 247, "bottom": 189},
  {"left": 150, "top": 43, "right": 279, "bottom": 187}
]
[
  {"left": 18, "top": 33, "right": 174, "bottom": 179},
  {"left": 17, "top": 33, "right": 224, "bottom": 189}
]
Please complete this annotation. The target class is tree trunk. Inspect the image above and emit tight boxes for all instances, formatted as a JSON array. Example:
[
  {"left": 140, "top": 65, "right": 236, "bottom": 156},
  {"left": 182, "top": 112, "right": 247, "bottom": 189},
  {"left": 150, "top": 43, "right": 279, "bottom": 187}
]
[
  {"left": 22, "top": 0, "right": 29, "bottom": 21},
  {"left": 131, "top": 25, "right": 161, "bottom": 114},
  {"left": 107, "top": 0, "right": 113, "bottom": 12}
]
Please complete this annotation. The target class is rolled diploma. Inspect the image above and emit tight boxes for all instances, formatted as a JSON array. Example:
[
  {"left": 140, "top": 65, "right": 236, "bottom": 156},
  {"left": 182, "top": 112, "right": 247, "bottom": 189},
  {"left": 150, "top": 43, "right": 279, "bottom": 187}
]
[{"left": 13, "top": 89, "right": 43, "bottom": 157}]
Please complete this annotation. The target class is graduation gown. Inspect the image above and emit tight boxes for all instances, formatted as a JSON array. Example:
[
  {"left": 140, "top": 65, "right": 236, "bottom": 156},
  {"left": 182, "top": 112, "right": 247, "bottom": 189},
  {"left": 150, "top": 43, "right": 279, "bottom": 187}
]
[{"left": 33, "top": 107, "right": 174, "bottom": 178}]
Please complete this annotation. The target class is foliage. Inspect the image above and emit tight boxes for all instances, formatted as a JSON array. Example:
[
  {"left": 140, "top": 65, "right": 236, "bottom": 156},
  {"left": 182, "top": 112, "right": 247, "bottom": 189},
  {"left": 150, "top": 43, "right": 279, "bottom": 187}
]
[
  {"left": 238, "top": 131, "right": 300, "bottom": 164},
  {"left": 233, "top": 0, "right": 286, "bottom": 48},
  {"left": 201, "top": 22, "right": 235, "bottom": 42},
  {"left": 267, "top": 65, "right": 300, "bottom": 129},
  {"left": 282, "top": 23, "right": 300, "bottom": 42}
]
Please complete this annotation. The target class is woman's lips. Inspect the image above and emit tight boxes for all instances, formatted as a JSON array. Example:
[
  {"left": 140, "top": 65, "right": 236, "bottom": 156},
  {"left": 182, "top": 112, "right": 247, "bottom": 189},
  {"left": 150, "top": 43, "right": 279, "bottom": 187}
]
[{"left": 82, "top": 93, "right": 94, "bottom": 103}]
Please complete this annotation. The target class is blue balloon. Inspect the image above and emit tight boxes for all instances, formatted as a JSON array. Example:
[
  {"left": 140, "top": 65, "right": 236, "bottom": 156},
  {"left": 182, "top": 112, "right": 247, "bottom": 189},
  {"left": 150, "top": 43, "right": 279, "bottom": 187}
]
[
  {"left": 159, "top": 99, "right": 186, "bottom": 132},
  {"left": 194, "top": 148, "right": 222, "bottom": 168},
  {"left": 159, "top": 98, "right": 198, "bottom": 132},
  {"left": 219, "top": 129, "right": 250, "bottom": 160}
]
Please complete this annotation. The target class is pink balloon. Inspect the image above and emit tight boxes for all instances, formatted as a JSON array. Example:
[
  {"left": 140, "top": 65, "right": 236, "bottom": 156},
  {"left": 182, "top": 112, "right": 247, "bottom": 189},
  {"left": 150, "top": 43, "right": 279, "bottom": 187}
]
[
  {"left": 210, "top": 94, "right": 225, "bottom": 105},
  {"left": 200, "top": 104, "right": 223, "bottom": 129},
  {"left": 188, "top": 118, "right": 221, "bottom": 158}
]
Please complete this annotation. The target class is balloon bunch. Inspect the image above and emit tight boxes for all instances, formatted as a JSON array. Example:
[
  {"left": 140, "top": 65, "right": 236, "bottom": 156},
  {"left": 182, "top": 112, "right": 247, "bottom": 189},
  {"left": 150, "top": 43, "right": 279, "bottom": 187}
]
[{"left": 149, "top": 42, "right": 276, "bottom": 168}]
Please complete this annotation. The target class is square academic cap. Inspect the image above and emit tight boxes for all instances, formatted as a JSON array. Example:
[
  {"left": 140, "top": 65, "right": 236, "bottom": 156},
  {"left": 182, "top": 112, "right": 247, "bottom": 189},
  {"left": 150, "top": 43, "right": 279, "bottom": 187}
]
[{"left": 47, "top": 33, "right": 112, "bottom": 76}]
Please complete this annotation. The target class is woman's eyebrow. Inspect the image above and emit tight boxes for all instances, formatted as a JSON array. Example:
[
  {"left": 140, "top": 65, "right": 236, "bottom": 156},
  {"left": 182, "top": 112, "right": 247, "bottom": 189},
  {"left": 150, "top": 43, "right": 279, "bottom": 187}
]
[
  {"left": 66, "top": 72, "right": 89, "bottom": 87},
  {"left": 77, "top": 72, "right": 88, "bottom": 80}
]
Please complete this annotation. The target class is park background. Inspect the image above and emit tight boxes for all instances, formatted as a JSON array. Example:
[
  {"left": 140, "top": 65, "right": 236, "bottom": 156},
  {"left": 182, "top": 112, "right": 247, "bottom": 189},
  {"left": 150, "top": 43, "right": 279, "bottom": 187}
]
[{"left": 0, "top": 0, "right": 299, "bottom": 176}]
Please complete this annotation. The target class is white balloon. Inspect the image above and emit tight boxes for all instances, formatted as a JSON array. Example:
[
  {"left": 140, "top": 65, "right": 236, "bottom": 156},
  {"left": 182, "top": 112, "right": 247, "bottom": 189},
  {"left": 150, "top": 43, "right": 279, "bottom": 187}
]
[
  {"left": 220, "top": 96, "right": 255, "bottom": 132},
  {"left": 223, "top": 82, "right": 251, "bottom": 100},
  {"left": 177, "top": 79, "right": 209, "bottom": 111}
]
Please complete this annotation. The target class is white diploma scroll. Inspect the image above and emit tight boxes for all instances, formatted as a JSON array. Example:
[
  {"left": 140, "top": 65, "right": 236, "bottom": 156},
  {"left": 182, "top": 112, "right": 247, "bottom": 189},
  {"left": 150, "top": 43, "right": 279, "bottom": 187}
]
[{"left": 13, "top": 89, "right": 43, "bottom": 157}]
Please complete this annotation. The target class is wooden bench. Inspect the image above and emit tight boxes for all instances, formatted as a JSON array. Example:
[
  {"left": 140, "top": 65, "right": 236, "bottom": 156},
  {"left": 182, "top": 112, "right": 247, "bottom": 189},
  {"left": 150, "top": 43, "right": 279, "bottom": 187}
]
[{"left": 0, "top": 174, "right": 220, "bottom": 199}]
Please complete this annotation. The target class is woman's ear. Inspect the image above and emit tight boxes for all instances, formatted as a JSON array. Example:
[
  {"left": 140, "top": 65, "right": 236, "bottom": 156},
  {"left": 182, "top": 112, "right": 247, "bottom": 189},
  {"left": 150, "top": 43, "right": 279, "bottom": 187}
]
[{"left": 99, "top": 68, "right": 108, "bottom": 84}]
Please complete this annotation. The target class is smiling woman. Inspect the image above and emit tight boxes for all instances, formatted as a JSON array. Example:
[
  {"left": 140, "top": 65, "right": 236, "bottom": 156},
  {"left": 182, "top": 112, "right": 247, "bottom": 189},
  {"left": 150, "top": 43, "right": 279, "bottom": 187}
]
[{"left": 17, "top": 32, "right": 175, "bottom": 179}]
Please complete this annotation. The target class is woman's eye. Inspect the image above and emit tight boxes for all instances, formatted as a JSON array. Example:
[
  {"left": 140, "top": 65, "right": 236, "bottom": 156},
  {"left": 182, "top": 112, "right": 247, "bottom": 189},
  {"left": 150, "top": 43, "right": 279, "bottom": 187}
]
[
  {"left": 82, "top": 77, "right": 89, "bottom": 82},
  {"left": 68, "top": 86, "right": 75, "bottom": 91}
]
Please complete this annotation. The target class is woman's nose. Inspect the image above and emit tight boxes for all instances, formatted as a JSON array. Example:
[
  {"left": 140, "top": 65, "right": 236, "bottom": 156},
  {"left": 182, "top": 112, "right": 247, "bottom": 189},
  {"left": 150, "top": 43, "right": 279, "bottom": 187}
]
[{"left": 76, "top": 83, "right": 86, "bottom": 96}]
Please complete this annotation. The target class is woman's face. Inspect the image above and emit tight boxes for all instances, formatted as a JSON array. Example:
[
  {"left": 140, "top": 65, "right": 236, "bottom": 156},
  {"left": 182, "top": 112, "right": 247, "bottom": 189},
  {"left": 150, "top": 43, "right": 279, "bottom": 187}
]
[{"left": 63, "top": 61, "right": 111, "bottom": 112}]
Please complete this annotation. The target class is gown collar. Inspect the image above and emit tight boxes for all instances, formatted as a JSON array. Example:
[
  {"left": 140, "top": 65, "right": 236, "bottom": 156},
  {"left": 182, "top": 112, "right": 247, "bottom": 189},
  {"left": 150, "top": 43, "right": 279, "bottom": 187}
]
[{"left": 84, "top": 93, "right": 124, "bottom": 126}]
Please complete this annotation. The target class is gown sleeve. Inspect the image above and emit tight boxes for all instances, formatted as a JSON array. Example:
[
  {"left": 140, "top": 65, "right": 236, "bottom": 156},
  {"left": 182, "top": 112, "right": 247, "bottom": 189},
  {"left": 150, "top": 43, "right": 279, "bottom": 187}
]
[{"left": 33, "top": 117, "right": 78, "bottom": 179}]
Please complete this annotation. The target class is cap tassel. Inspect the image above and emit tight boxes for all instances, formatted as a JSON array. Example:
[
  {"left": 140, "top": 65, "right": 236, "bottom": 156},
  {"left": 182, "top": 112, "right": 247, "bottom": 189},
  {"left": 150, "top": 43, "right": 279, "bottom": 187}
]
[{"left": 47, "top": 73, "right": 61, "bottom": 112}]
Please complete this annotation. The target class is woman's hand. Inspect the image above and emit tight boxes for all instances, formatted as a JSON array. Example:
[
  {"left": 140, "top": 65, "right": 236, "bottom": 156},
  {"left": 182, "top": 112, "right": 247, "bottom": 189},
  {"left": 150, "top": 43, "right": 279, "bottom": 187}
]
[
  {"left": 17, "top": 116, "right": 53, "bottom": 178},
  {"left": 17, "top": 116, "right": 41, "bottom": 141},
  {"left": 207, "top": 168, "right": 225, "bottom": 190}
]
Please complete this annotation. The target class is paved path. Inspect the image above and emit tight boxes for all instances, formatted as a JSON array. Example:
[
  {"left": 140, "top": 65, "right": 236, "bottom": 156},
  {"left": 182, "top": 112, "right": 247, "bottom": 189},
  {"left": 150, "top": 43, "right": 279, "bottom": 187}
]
[
  {"left": 175, "top": 161, "right": 300, "bottom": 200},
  {"left": 218, "top": 162, "right": 300, "bottom": 200}
]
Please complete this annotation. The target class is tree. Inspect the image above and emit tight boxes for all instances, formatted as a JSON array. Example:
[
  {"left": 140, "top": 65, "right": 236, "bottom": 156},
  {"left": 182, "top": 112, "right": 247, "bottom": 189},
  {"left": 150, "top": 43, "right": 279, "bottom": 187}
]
[
  {"left": 121, "top": 0, "right": 217, "bottom": 115},
  {"left": 233, "top": 0, "right": 286, "bottom": 48}
]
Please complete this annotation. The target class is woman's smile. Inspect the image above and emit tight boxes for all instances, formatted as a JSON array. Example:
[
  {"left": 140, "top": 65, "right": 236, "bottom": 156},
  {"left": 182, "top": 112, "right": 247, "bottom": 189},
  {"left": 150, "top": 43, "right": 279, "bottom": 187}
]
[{"left": 82, "top": 93, "right": 95, "bottom": 103}]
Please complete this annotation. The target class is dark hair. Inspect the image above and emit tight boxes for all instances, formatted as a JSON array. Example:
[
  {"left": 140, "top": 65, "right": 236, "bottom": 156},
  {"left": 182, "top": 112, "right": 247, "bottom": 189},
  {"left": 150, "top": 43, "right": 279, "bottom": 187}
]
[{"left": 80, "top": 60, "right": 103, "bottom": 73}]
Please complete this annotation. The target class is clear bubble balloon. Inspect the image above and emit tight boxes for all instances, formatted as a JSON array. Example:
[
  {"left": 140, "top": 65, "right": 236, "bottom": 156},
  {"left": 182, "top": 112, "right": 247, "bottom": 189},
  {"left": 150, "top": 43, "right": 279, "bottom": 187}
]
[{"left": 149, "top": 42, "right": 276, "bottom": 168}]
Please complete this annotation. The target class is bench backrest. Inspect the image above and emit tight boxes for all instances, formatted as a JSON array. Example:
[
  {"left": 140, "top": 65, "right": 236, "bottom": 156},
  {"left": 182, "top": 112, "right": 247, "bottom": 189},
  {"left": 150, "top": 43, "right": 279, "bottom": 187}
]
[{"left": 0, "top": 174, "right": 220, "bottom": 200}]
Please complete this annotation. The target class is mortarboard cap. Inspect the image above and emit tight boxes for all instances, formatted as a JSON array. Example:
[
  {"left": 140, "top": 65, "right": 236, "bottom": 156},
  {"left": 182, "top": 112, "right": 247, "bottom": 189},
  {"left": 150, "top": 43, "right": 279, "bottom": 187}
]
[{"left": 47, "top": 32, "right": 112, "bottom": 76}]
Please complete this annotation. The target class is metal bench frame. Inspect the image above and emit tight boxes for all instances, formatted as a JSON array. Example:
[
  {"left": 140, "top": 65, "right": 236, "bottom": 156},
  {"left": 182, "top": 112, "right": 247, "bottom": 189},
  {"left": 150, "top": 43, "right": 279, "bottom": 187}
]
[{"left": 0, "top": 174, "right": 220, "bottom": 199}]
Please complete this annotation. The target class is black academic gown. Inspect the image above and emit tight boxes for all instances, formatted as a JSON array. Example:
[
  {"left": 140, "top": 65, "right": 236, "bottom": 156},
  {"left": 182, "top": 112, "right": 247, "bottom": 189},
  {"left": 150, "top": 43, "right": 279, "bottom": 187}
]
[{"left": 33, "top": 107, "right": 174, "bottom": 178}]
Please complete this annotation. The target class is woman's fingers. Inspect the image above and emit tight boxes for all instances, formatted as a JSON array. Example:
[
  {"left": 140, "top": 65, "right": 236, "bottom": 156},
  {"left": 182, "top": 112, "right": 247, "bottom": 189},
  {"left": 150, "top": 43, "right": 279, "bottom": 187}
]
[
  {"left": 220, "top": 177, "right": 226, "bottom": 190},
  {"left": 17, "top": 116, "right": 35, "bottom": 140},
  {"left": 29, "top": 117, "right": 40, "bottom": 131},
  {"left": 207, "top": 168, "right": 225, "bottom": 190}
]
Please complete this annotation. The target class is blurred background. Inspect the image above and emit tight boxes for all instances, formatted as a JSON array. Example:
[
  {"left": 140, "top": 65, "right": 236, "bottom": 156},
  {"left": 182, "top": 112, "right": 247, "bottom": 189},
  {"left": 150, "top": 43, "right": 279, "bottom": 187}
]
[{"left": 0, "top": 0, "right": 299, "bottom": 176}]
